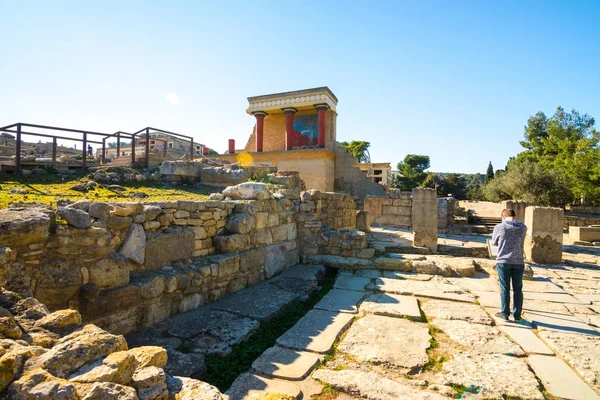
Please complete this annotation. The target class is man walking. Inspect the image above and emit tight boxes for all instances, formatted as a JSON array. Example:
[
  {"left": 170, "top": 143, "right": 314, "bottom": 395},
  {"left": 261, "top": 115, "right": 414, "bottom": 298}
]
[{"left": 492, "top": 208, "right": 527, "bottom": 321}]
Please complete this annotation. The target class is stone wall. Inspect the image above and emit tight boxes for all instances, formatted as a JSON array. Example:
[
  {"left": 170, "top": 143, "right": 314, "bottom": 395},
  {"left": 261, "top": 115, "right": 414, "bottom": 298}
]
[
  {"left": 0, "top": 192, "right": 299, "bottom": 336},
  {"left": 333, "top": 142, "right": 386, "bottom": 200},
  {"left": 0, "top": 286, "right": 226, "bottom": 399},
  {"left": 364, "top": 191, "right": 412, "bottom": 228},
  {"left": 570, "top": 206, "right": 600, "bottom": 215},
  {"left": 564, "top": 214, "right": 600, "bottom": 230},
  {"left": 501, "top": 200, "right": 529, "bottom": 222}
]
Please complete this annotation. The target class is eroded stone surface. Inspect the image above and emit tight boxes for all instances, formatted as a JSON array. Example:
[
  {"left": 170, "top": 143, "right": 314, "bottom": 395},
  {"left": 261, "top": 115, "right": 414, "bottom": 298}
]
[
  {"left": 314, "top": 289, "right": 366, "bottom": 314},
  {"left": 313, "top": 369, "right": 446, "bottom": 400},
  {"left": 251, "top": 346, "right": 321, "bottom": 380},
  {"left": 421, "top": 299, "right": 492, "bottom": 325},
  {"left": 432, "top": 319, "right": 524, "bottom": 355},
  {"left": 276, "top": 310, "right": 354, "bottom": 354},
  {"left": 528, "top": 355, "right": 600, "bottom": 400},
  {"left": 333, "top": 276, "right": 371, "bottom": 292},
  {"left": 437, "top": 352, "right": 544, "bottom": 399},
  {"left": 226, "top": 373, "right": 301, "bottom": 400},
  {"left": 359, "top": 293, "right": 421, "bottom": 319},
  {"left": 338, "top": 315, "right": 430, "bottom": 373},
  {"left": 538, "top": 330, "right": 600, "bottom": 393},
  {"left": 370, "top": 277, "right": 476, "bottom": 303}
]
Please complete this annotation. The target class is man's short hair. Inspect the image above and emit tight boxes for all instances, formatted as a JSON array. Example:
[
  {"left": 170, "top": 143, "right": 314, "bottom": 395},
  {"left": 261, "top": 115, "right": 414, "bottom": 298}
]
[{"left": 502, "top": 208, "right": 516, "bottom": 218}]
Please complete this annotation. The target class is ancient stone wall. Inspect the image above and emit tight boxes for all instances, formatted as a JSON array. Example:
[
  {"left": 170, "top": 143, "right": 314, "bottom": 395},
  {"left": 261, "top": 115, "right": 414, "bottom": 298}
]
[
  {"left": 564, "top": 214, "right": 600, "bottom": 230},
  {"left": 0, "top": 194, "right": 299, "bottom": 336},
  {"left": 0, "top": 286, "right": 226, "bottom": 399},
  {"left": 364, "top": 191, "right": 412, "bottom": 228},
  {"left": 570, "top": 206, "right": 600, "bottom": 215}
]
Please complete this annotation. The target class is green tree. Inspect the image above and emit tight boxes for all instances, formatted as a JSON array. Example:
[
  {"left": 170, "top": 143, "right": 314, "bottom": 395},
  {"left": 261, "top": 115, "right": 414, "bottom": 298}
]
[
  {"left": 107, "top": 141, "right": 131, "bottom": 148},
  {"left": 422, "top": 173, "right": 468, "bottom": 199},
  {"left": 393, "top": 154, "right": 430, "bottom": 191},
  {"left": 482, "top": 160, "right": 572, "bottom": 206},
  {"left": 485, "top": 162, "right": 494, "bottom": 183},
  {"left": 517, "top": 107, "right": 600, "bottom": 203},
  {"left": 340, "top": 141, "right": 370, "bottom": 162}
]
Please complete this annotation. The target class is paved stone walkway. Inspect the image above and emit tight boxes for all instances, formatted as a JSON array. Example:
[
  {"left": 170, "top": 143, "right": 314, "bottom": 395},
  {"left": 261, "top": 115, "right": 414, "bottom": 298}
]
[
  {"left": 229, "top": 251, "right": 600, "bottom": 399},
  {"left": 130, "top": 248, "right": 600, "bottom": 399}
]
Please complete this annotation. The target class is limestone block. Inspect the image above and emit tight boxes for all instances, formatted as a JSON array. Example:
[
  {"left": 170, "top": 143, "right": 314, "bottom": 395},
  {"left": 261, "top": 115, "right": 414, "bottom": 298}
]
[
  {"left": 225, "top": 213, "right": 255, "bottom": 235},
  {"left": 287, "top": 223, "right": 297, "bottom": 240},
  {"left": 240, "top": 249, "right": 265, "bottom": 272},
  {"left": 271, "top": 224, "right": 288, "bottom": 243},
  {"left": 131, "top": 274, "right": 165, "bottom": 299},
  {"left": 35, "top": 309, "right": 82, "bottom": 332},
  {"left": 34, "top": 324, "right": 128, "bottom": 378},
  {"left": 106, "top": 215, "right": 133, "bottom": 230},
  {"left": 501, "top": 200, "right": 529, "bottom": 222},
  {"left": 159, "top": 161, "right": 202, "bottom": 178},
  {"left": 118, "top": 224, "right": 146, "bottom": 265},
  {"left": 80, "top": 382, "right": 139, "bottom": 399},
  {"left": 356, "top": 210, "right": 371, "bottom": 232},
  {"left": 265, "top": 244, "right": 287, "bottom": 278},
  {"left": 128, "top": 346, "right": 167, "bottom": 369},
  {"left": 569, "top": 226, "right": 600, "bottom": 242},
  {"left": 178, "top": 294, "right": 203, "bottom": 313},
  {"left": 57, "top": 207, "right": 92, "bottom": 229},
  {"left": 251, "top": 229, "right": 273, "bottom": 247},
  {"left": 222, "top": 182, "right": 272, "bottom": 200},
  {"left": 88, "top": 202, "right": 110, "bottom": 219},
  {"left": 143, "top": 221, "right": 161, "bottom": 231},
  {"left": 210, "top": 254, "right": 241, "bottom": 279},
  {"left": 524, "top": 206, "right": 563, "bottom": 264},
  {"left": 144, "top": 228, "right": 195, "bottom": 270},
  {"left": 88, "top": 257, "right": 135, "bottom": 290},
  {"left": 412, "top": 188, "right": 438, "bottom": 250},
  {"left": 7, "top": 369, "right": 78, "bottom": 399},
  {"left": 213, "top": 234, "right": 250, "bottom": 253},
  {"left": 68, "top": 351, "right": 138, "bottom": 385},
  {"left": 141, "top": 296, "right": 171, "bottom": 329}
]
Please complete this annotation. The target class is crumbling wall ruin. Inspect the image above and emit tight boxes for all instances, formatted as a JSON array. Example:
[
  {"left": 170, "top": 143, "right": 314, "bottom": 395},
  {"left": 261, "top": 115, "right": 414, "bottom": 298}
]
[{"left": 364, "top": 191, "right": 412, "bottom": 228}]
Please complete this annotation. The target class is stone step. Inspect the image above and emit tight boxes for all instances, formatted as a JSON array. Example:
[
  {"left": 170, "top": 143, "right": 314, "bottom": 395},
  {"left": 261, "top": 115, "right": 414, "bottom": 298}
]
[
  {"left": 528, "top": 355, "right": 600, "bottom": 400},
  {"left": 251, "top": 346, "right": 322, "bottom": 381},
  {"left": 226, "top": 372, "right": 301, "bottom": 400},
  {"left": 499, "top": 326, "right": 554, "bottom": 355},
  {"left": 360, "top": 293, "right": 422, "bottom": 319},
  {"left": 276, "top": 310, "right": 354, "bottom": 354},
  {"left": 369, "top": 277, "right": 476, "bottom": 303},
  {"left": 314, "top": 289, "right": 366, "bottom": 314},
  {"left": 333, "top": 275, "right": 371, "bottom": 292}
]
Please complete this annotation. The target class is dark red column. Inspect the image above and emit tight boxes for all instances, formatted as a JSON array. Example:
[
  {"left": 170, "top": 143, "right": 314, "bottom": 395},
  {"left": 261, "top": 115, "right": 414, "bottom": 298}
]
[
  {"left": 282, "top": 108, "right": 297, "bottom": 150},
  {"left": 228, "top": 139, "right": 235, "bottom": 154},
  {"left": 253, "top": 112, "right": 267, "bottom": 152},
  {"left": 316, "top": 105, "right": 329, "bottom": 148},
  {"left": 203, "top": 147, "right": 209, "bottom": 155}
]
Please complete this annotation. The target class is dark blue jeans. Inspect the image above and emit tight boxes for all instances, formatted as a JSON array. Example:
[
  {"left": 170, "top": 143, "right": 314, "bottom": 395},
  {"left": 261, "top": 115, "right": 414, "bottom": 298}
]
[{"left": 496, "top": 263, "right": 524, "bottom": 319}]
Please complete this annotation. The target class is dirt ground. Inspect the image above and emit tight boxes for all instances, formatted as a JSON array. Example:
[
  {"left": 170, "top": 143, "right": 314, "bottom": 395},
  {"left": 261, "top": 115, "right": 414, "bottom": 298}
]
[{"left": 459, "top": 201, "right": 501, "bottom": 218}]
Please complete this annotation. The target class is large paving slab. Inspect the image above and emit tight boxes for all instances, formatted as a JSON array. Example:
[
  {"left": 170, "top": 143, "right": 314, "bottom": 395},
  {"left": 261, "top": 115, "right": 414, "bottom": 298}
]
[
  {"left": 337, "top": 314, "right": 430, "bottom": 373},
  {"left": 437, "top": 352, "right": 544, "bottom": 399},
  {"left": 528, "top": 355, "right": 600, "bottom": 400},
  {"left": 314, "top": 289, "right": 366, "bottom": 314},
  {"left": 251, "top": 346, "right": 322, "bottom": 380},
  {"left": 499, "top": 326, "right": 554, "bottom": 355},
  {"left": 333, "top": 275, "right": 371, "bottom": 291},
  {"left": 527, "top": 309, "right": 600, "bottom": 336},
  {"left": 353, "top": 269, "right": 382, "bottom": 279},
  {"left": 475, "top": 290, "right": 581, "bottom": 311},
  {"left": 575, "top": 294, "right": 600, "bottom": 304},
  {"left": 313, "top": 369, "right": 446, "bottom": 400},
  {"left": 538, "top": 330, "right": 600, "bottom": 394},
  {"left": 226, "top": 372, "right": 301, "bottom": 400},
  {"left": 446, "top": 274, "right": 500, "bottom": 292},
  {"left": 522, "top": 291, "right": 582, "bottom": 304},
  {"left": 383, "top": 270, "right": 434, "bottom": 281},
  {"left": 276, "top": 309, "right": 354, "bottom": 354},
  {"left": 421, "top": 299, "right": 492, "bottom": 325},
  {"left": 522, "top": 279, "right": 567, "bottom": 293},
  {"left": 369, "top": 277, "right": 476, "bottom": 303},
  {"left": 267, "top": 276, "right": 317, "bottom": 301},
  {"left": 359, "top": 293, "right": 422, "bottom": 319},
  {"left": 278, "top": 264, "right": 325, "bottom": 282},
  {"left": 431, "top": 319, "right": 524, "bottom": 356},
  {"left": 212, "top": 282, "right": 300, "bottom": 320}
]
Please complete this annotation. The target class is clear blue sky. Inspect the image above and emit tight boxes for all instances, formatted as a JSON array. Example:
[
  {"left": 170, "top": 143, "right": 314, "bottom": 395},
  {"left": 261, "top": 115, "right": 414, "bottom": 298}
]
[{"left": 1, "top": 1, "right": 599, "bottom": 173}]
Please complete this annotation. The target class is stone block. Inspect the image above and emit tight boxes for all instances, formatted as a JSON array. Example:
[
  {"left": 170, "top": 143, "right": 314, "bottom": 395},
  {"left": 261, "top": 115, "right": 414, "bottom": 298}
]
[
  {"left": 213, "top": 234, "right": 250, "bottom": 253},
  {"left": 141, "top": 296, "right": 172, "bottom": 328},
  {"left": 178, "top": 294, "right": 203, "bottom": 313},
  {"left": 356, "top": 210, "right": 371, "bottom": 232},
  {"left": 144, "top": 228, "right": 195, "bottom": 270},
  {"left": 225, "top": 213, "right": 255, "bottom": 235},
  {"left": 569, "top": 226, "right": 600, "bottom": 242},
  {"left": 412, "top": 188, "right": 437, "bottom": 250},
  {"left": 287, "top": 223, "right": 297, "bottom": 240},
  {"left": 524, "top": 206, "right": 563, "bottom": 264},
  {"left": 159, "top": 161, "right": 202, "bottom": 178},
  {"left": 210, "top": 254, "right": 240, "bottom": 278},
  {"left": 286, "top": 249, "right": 299, "bottom": 268},
  {"left": 240, "top": 249, "right": 265, "bottom": 272},
  {"left": 501, "top": 200, "right": 529, "bottom": 222},
  {"left": 118, "top": 223, "right": 146, "bottom": 265},
  {"left": 271, "top": 224, "right": 288, "bottom": 243},
  {"left": 265, "top": 244, "right": 287, "bottom": 278},
  {"left": 88, "top": 256, "right": 135, "bottom": 290}
]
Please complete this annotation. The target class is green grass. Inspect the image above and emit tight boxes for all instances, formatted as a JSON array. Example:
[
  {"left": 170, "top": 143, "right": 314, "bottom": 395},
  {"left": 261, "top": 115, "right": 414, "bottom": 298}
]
[
  {"left": 200, "top": 277, "right": 335, "bottom": 391},
  {"left": 199, "top": 273, "right": 336, "bottom": 392},
  {"left": 0, "top": 173, "right": 214, "bottom": 208}
]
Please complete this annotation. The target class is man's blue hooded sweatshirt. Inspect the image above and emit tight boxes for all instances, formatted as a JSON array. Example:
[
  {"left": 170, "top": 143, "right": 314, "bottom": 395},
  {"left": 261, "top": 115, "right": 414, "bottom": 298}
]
[{"left": 492, "top": 220, "right": 527, "bottom": 264}]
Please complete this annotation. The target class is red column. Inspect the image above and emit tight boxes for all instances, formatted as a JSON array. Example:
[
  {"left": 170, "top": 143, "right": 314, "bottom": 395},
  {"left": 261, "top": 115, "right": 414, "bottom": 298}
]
[
  {"left": 316, "top": 105, "right": 329, "bottom": 148},
  {"left": 202, "top": 147, "right": 209, "bottom": 155},
  {"left": 253, "top": 112, "right": 267, "bottom": 152},
  {"left": 283, "top": 108, "right": 297, "bottom": 151},
  {"left": 228, "top": 139, "right": 235, "bottom": 154}
]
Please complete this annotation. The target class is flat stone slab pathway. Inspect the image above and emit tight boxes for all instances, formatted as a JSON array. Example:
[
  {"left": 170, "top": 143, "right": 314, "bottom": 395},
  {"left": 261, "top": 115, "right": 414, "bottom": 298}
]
[
  {"left": 314, "top": 289, "right": 366, "bottom": 314},
  {"left": 226, "top": 373, "right": 301, "bottom": 400},
  {"left": 499, "top": 325, "right": 554, "bottom": 355},
  {"left": 359, "top": 293, "right": 422, "bottom": 319},
  {"left": 337, "top": 314, "right": 430, "bottom": 373},
  {"left": 528, "top": 355, "right": 600, "bottom": 400},
  {"left": 370, "top": 277, "right": 476, "bottom": 303},
  {"left": 251, "top": 346, "right": 322, "bottom": 380},
  {"left": 276, "top": 309, "right": 354, "bottom": 354},
  {"left": 333, "top": 275, "right": 371, "bottom": 291}
]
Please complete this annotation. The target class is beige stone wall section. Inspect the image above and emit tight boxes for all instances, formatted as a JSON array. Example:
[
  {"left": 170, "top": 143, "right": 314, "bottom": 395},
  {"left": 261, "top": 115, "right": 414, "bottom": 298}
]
[
  {"left": 412, "top": 188, "right": 438, "bottom": 250},
  {"left": 501, "top": 200, "right": 529, "bottom": 222},
  {"left": 278, "top": 158, "right": 334, "bottom": 192},
  {"left": 524, "top": 206, "right": 563, "bottom": 264}
]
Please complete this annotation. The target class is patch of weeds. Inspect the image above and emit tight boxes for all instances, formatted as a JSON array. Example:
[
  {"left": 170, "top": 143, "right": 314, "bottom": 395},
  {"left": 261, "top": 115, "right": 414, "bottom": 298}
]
[
  {"left": 200, "top": 272, "right": 336, "bottom": 392},
  {"left": 449, "top": 383, "right": 481, "bottom": 395},
  {"left": 54, "top": 216, "right": 68, "bottom": 225},
  {"left": 474, "top": 299, "right": 481, "bottom": 305},
  {"left": 313, "top": 383, "right": 339, "bottom": 400},
  {"left": 417, "top": 299, "right": 428, "bottom": 322},
  {"left": 422, "top": 354, "right": 446, "bottom": 372}
]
